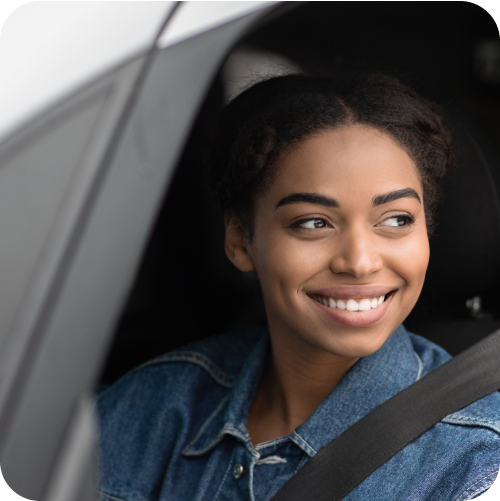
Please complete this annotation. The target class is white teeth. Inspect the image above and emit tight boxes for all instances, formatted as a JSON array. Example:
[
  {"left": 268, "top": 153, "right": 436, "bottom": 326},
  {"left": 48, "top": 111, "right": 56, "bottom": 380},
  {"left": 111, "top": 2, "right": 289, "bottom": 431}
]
[
  {"left": 312, "top": 293, "right": 389, "bottom": 312},
  {"left": 358, "top": 299, "right": 371, "bottom": 311},
  {"left": 346, "top": 299, "right": 359, "bottom": 311}
]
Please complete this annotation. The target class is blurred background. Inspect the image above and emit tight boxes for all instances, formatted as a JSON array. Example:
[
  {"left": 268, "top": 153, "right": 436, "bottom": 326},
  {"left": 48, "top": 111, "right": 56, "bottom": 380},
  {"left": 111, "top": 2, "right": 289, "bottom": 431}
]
[{"left": 100, "top": 2, "right": 500, "bottom": 385}]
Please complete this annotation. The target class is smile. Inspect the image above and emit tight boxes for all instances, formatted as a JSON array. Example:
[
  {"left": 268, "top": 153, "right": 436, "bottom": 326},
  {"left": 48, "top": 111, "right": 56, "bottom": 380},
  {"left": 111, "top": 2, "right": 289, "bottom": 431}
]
[
  {"left": 307, "top": 289, "right": 396, "bottom": 327},
  {"left": 310, "top": 294, "right": 386, "bottom": 312}
]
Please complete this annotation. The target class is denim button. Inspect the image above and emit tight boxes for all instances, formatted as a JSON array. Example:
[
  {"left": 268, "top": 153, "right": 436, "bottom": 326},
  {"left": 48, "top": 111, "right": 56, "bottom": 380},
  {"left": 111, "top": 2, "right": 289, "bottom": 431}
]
[{"left": 233, "top": 463, "right": 245, "bottom": 479}]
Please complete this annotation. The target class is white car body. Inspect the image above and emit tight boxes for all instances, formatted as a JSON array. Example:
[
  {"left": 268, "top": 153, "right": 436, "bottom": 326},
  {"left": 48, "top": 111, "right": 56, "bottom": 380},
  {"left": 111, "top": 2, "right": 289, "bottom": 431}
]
[{"left": 0, "top": 2, "right": 273, "bottom": 141}]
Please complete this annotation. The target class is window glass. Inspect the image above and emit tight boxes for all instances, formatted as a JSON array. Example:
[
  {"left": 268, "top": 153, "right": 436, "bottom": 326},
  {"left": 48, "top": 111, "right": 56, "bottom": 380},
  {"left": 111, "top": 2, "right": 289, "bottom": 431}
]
[{"left": 0, "top": 93, "right": 107, "bottom": 364}]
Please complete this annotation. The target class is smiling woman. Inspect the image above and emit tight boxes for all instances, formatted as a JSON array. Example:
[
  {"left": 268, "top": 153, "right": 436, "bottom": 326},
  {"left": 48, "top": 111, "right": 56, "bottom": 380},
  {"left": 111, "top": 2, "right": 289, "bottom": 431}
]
[
  {"left": 215, "top": 74, "right": 436, "bottom": 445},
  {"left": 96, "top": 74, "right": 500, "bottom": 501}
]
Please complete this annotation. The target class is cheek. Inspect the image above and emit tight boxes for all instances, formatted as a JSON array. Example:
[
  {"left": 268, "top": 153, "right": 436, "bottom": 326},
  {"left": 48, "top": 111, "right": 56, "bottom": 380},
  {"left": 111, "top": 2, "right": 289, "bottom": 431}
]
[
  {"left": 386, "top": 231, "right": 430, "bottom": 293},
  {"left": 251, "top": 234, "right": 321, "bottom": 298}
]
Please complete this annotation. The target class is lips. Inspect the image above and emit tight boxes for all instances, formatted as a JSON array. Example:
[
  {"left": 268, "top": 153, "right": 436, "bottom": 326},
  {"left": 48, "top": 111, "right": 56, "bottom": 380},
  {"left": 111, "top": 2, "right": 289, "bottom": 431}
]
[{"left": 307, "top": 287, "right": 396, "bottom": 327}]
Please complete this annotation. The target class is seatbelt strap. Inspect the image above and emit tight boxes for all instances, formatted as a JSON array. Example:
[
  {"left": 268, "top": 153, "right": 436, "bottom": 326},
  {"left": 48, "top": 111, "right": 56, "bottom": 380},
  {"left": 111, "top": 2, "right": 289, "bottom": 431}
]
[{"left": 270, "top": 329, "right": 500, "bottom": 501}]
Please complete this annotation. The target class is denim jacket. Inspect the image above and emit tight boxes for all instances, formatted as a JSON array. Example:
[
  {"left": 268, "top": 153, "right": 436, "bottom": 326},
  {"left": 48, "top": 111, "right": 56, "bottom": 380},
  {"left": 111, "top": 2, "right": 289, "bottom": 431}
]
[{"left": 96, "top": 325, "right": 500, "bottom": 501}]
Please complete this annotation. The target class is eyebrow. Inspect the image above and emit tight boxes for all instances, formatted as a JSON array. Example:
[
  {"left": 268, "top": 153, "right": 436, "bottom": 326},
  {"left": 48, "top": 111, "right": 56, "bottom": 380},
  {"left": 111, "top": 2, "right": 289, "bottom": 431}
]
[
  {"left": 372, "top": 188, "right": 421, "bottom": 206},
  {"left": 275, "top": 193, "right": 340, "bottom": 210},
  {"left": 275, "top": 188, "right": 421, "bottom": 210}
]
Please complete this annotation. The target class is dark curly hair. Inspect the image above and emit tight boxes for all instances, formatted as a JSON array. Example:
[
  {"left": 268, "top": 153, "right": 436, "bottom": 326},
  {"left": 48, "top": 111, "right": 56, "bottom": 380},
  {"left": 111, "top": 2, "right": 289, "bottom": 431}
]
[{"left": 207, "top": 72, "right": 452, "bottom": 237}]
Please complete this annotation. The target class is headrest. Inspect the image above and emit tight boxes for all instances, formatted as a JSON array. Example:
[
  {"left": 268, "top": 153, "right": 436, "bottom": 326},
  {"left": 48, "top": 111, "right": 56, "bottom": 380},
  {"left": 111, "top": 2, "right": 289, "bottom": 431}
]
[{"left": 417, "top": 109, "right": 500, "bottom": 317}]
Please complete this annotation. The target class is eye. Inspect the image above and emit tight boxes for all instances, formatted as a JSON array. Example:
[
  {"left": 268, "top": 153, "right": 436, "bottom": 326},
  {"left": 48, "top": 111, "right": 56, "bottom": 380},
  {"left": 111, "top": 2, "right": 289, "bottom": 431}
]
[
  {"left": 292, "top": 217, "right": 329, "bottom": 229},
  {"left": 379, "top": 214, "right": 415, "bottom": 227}
]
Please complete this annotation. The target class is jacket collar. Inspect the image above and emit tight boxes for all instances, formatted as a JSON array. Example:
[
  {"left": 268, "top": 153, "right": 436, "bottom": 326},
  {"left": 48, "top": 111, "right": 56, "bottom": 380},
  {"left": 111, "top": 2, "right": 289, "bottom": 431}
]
[
  {"left": 182, "top": 334, "right": 269, "bottom": 457},
  {"left": 182, "top": 325, "right": 420, "bottom": 458}
]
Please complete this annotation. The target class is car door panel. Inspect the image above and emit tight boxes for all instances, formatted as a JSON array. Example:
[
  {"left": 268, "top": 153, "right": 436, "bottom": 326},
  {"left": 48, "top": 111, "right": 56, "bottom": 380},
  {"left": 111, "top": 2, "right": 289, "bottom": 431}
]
[{"left": 0, "top": 4, "right": 280, "bottom": 500}]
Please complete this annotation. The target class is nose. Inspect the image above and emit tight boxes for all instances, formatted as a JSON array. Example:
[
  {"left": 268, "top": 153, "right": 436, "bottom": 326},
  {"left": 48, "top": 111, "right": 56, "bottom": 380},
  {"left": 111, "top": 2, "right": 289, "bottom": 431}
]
[{"left": 329, "top": 225, "right": 383, "bottom": 278}]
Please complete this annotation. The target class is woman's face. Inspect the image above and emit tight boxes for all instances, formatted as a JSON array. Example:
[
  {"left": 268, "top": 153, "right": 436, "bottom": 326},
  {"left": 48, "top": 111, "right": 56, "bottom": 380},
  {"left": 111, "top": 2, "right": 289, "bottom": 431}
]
[{"left": 226, "top": 125, "right": 429, "bottom": 358}]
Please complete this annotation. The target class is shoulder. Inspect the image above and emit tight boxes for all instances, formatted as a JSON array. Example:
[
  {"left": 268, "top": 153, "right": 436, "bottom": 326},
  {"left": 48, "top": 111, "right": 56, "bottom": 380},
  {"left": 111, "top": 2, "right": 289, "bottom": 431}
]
[
  {"left": 141, "top": 326, "right": 266, "bottom": 383},
  {"left": 96, "top": 327, "right": 267, "bottom": 499},
  {"left": 406, "top": 330, "right": 452, "bottom": 376},
  {"left": 353, "top": 328, "right": 500, "bottom": 500},
  {"left": 406, "top": 329, "right": 500, "bottom": 428},
  {"left": 96, "top": 326, "right": 266, "bottom": 422},
  {"left": 405, "top": 329, "right": 500, "bottom": 499}
]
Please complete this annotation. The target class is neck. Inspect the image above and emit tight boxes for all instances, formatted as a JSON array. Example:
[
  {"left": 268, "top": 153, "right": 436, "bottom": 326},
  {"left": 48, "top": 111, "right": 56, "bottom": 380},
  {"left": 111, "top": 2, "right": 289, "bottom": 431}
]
[{"left": 248, "top": 327, "right": 358, "bottom": 445}]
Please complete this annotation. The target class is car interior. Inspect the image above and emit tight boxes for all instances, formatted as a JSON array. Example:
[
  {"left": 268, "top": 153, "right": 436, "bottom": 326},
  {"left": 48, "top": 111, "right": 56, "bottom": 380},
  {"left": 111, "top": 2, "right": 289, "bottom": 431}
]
[{"left": 99, "top": 1, "right": 500, "bottom": 387}]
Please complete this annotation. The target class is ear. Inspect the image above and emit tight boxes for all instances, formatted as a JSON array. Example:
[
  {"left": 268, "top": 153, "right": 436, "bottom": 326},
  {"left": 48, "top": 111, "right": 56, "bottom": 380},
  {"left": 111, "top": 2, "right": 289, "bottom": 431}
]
[{"left": 224, "top": 212, "right": 255, "bottom": 272}]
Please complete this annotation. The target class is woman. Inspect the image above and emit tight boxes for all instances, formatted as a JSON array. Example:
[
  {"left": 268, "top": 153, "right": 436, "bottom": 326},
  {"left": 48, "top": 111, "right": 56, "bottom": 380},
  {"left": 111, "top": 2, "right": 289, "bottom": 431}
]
[{"left": 97, "top": 73, "right": 500, "bottom": 501}]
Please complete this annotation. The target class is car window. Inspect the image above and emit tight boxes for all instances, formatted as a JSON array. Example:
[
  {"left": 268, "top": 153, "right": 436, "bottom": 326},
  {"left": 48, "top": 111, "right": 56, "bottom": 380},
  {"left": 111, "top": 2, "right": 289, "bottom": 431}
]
[
  {"left": 0, "top": 54, "right": 148, "bottom": 499},
  {"left": 0, "top": 4, "right": 281, "bottom": 500},
  {"left": 0, "top": 95, "right": 105, "bottom": 355}
]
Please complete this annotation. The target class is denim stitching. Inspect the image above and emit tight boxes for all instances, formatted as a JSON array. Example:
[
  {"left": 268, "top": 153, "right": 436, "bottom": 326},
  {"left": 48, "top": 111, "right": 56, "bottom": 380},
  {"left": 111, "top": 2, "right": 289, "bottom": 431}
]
[
  {"left": 299, "top": 436, "right": 317, "bottom": 456},
  {"left": 224, "top": 426, "right": 257, "bottom": 455},
  {"left": 256, "top": 456, "right": 287, "bottom": 465},
  {"left": 243, "top": 441, "right": 261, "bottom": 459},
  {"left": 248, "top": 452, "right": 262, "bottom": 501},
  {"left": 293, "top": 454, "right": 309, "bottom": 475},
  {"left": 444, "top": 415, "right": 500, "bottom": 426},
  {"left": 255, "top": 437, "right": 290, "bottom": 450},
  {"left": 454, "top": 470, "right": 499, "bottom": 501},
  {"left": 144, "top": 351, "right": 236, "bottom": 388},
  {"left": 290, "top": 432, "right": 317, "bottom": 456},
  {"left": 413, "top": 350, "right": 423, "bottom": 381},
  {"left": 185, "top": 423, "right": 257, "bottom": 457},
  {"left": 223, "top": 428, "right": 262, "bottom": 459},
  {"left": 213, "top": 448, "right": 237, "bottom": 501},
  {"left": 441, "top": 415, "right": 500, "bottom": 435},
  {"left": 182, "top": 393, "right": 231, "bottom": 455},
  {"left": 224, "top": 426, "right": 248, "bottom": 441}
]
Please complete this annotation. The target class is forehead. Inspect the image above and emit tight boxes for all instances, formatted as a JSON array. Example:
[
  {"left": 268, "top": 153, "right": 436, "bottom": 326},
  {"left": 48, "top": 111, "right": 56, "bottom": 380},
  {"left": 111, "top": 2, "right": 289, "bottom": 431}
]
[{"left": 270, "top": 126, "right": 421, "bottom": 201}]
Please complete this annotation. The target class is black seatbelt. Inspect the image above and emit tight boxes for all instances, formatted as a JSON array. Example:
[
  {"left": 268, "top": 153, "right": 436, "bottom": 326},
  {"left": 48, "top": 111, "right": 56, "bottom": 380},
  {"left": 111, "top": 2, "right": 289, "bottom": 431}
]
[{"left": 270, "top": 329, "right": 500, "bottom": 501}]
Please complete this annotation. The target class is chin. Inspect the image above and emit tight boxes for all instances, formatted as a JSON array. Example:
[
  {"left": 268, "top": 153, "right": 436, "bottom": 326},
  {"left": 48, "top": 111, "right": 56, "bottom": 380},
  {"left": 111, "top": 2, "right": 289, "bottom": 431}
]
[{"left": 315, "top": 326, "right": 394, "bottom": 359}]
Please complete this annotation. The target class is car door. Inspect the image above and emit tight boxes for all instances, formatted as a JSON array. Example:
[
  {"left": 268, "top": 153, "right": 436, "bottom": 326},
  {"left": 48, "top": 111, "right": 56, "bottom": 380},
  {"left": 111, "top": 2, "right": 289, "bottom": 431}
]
[{"left": 0, "top": 2, "right": 282, "bottom": 500}]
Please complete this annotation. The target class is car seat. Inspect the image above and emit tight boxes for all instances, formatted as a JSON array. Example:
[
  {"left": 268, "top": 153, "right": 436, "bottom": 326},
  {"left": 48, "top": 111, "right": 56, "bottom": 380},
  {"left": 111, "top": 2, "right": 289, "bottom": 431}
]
[{"left": 405, "top": 108, "right": 500, "bottom": 354}]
